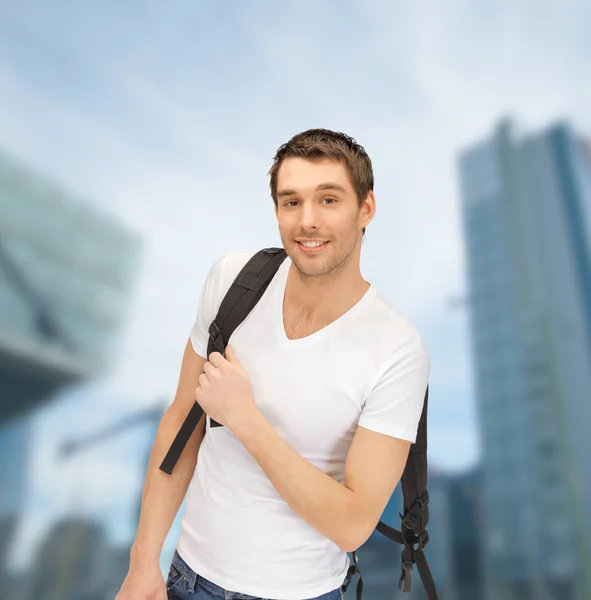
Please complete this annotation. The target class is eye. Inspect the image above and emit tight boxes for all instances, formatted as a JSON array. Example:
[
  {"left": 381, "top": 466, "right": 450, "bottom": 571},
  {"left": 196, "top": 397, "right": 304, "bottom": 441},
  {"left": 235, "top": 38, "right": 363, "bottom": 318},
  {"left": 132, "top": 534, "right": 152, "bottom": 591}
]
[
  {"left": 322, "top": 197, "right": 336, "bottom": 204},
  {"left": 285, "top": 200, "right": 299, "bottom": 207}
]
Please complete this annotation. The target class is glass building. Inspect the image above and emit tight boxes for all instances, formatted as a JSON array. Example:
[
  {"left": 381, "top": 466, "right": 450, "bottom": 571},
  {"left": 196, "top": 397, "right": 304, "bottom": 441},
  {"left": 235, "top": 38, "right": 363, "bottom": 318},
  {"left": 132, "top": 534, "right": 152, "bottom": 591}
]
[
  {"left": 457, "top": 119, "right": 591, "bottom": 600},
  {"left": 0, "top": 148, "right": 142, "bottom": 589},
  {"left": 0, "top": 150, "right": 142, "bottom": 424}
]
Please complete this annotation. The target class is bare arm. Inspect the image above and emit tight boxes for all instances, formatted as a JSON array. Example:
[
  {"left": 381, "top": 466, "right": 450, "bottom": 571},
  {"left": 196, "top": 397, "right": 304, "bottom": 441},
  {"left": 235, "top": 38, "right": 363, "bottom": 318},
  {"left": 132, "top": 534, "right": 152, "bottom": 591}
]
[
  {"left": 234, "top": 413, "right": 410, "bottom": 552},
  {"left": 129, "top": 337, "right": 207, "bottom": 569}
]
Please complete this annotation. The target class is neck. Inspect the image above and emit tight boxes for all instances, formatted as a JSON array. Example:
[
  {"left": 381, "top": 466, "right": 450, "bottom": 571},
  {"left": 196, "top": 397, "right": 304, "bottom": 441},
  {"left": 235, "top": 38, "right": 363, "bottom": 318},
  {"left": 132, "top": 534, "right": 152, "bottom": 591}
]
[{"left": 285, "top": 259, "right": 370, "bottom": 318}]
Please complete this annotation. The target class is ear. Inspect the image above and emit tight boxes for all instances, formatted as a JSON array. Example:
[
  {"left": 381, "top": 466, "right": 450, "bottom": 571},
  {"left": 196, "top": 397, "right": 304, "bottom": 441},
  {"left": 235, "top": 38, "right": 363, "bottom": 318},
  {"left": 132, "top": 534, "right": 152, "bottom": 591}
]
[{"left": 360, "top": 191, "right": 376, "bottom": 228}]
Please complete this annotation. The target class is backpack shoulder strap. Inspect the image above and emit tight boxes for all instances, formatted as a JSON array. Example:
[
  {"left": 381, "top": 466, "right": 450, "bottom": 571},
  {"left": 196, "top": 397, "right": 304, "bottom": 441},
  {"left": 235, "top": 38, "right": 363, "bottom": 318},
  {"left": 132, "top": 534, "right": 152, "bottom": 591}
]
[
  {"left": 159, "top": 247, "right": 287, "bottom": 474},
  {"left": 397, "top": 385, "right": 438, "bottom": 598},
  {"left": 370, "top": 386, "right": 439, "bottom": 600}
]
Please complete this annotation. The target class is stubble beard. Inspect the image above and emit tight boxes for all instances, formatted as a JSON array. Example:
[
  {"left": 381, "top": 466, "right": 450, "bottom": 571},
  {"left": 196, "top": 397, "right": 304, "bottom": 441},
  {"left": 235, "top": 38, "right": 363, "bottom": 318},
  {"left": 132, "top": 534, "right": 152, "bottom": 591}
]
[{"left": 281, "top": 229, "right": 361, "bottom": 279}]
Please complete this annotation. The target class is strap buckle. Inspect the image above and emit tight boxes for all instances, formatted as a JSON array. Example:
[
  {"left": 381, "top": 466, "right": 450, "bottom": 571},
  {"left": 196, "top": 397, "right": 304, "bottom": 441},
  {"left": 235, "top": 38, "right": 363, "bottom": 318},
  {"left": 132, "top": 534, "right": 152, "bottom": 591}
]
[
  {"left": 401, "top": 512, "right": 417, "bottom": 530},
  {"left": 208, "top": 321, "right": 223, "bottom": 345},
  {"left": 417, "top": 491, "right": 430, "bottom": 510},
  {"left": 398, "top": 550, "right": 414, "bottom": 592},
  {"left": 417, "top": 529, "right": 430, "bottom": 550},
  {"left": 341, "top": 565, "right": 356, "bottom": 593},
  {"left": 401, "top": 492, "right": 430, "bottom": 531},
  {"left": 341, "top": 552, "right": 360, "bottom": 593}
]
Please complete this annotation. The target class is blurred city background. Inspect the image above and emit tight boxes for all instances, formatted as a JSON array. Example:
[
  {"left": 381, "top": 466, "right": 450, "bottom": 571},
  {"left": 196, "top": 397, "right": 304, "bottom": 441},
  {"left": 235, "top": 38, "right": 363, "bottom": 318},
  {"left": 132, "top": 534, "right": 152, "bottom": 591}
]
[{"left": 0, "top": 2, "right": 589, "bottom": 600}]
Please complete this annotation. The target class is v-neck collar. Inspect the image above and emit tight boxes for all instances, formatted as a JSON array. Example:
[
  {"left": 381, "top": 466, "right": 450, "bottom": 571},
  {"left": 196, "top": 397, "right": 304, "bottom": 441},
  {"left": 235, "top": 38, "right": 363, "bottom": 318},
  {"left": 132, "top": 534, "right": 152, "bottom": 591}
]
[{"left": 271, "top": 255, "right": 377, "bottom": 349}]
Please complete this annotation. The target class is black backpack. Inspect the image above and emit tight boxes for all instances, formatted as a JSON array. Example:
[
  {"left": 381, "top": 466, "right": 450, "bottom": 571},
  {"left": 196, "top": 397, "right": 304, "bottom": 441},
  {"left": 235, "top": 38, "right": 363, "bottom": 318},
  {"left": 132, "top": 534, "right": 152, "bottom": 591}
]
[{"left": 160, "top": 247, "right": 438, "bottom": 600}]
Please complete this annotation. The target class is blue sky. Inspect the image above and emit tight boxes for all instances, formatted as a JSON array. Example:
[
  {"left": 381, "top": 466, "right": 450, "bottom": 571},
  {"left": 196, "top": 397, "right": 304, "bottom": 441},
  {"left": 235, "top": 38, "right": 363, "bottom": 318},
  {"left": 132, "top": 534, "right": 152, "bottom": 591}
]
[{"left": 1, "top": 0, "right": 590, "bottom": 573}]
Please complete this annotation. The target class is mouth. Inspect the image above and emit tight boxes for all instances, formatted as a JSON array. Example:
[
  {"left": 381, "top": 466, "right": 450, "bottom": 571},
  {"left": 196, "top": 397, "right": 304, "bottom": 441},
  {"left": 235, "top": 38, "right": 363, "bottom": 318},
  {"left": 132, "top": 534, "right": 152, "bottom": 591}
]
[{"left": 296, "top": 240, "right": 330, "bottom": 254}]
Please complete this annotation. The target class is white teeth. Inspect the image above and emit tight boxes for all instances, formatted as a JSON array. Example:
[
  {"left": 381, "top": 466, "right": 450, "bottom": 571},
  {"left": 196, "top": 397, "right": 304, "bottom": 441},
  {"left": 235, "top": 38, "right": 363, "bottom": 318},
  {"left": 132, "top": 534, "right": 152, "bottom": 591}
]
[{"left": 301, "top": 241, "right": 325, "bottom": 248}]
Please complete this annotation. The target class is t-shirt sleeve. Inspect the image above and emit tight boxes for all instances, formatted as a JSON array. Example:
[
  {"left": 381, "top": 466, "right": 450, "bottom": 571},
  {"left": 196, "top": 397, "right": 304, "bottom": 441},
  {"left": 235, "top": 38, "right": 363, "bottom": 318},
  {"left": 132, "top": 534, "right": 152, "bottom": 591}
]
[
  {"left": 189, "top": 255, "right": 229, "bottom": 359},
  {"left": 357, "top": 339, "right": 430, "bottom": 443}
]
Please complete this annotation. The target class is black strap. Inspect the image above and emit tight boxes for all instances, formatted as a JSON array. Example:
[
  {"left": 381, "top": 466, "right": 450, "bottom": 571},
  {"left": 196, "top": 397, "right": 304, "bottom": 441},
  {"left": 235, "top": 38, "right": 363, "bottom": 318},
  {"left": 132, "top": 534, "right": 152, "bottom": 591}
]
[
  {"left": 159, "top": 247, "right": 287, "bottom": 474},
  {"left": 396, "top": 541, "right": 438, "bottom": 599},
  {"left": 208, "top": 248, "right": 288, "bottom": 427},
  {"left": 414, "top": 547, "right": 439, "bottom": 600},
  {"left": 159, "top": 401, "right": 204, "bottom": 475},
  {"left": 342, "top": 551, "right": 364, "bottom": 600},
  {"left": 375, "top": 520, "right": 404, "bottom": 545},
  {"left": 401, "top": 387, "right": 430, "bottom": 535},
  {"left": 372, "top": 386, "right": 438, "bottom": 599},
  {"left": 399, "top": 543, "right": 414, "bottom": 593},
  {"left": 376, "top": 516, "right": 437, "bottom": 599}
]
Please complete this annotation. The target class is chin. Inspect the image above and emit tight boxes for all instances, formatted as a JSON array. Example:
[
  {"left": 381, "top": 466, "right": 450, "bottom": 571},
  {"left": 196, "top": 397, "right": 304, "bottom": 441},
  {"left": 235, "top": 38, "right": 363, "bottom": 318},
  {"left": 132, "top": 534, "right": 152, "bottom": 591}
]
[{"left": 292, "top": 256, "right": 337, "bottom": 278}]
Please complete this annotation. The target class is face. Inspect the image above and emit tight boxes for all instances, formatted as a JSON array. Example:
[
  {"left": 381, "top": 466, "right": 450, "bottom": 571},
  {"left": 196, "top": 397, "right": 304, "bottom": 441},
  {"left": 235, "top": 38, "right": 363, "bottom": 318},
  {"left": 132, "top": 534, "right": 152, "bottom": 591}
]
[{"left": 274, "top": 157, "right": 374, "bottom": 278}]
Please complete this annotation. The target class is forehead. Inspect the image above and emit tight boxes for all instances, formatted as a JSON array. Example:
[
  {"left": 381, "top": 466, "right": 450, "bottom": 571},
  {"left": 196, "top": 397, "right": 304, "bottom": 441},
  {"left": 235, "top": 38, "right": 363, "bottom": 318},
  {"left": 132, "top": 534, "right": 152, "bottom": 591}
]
[{"left": 276, "top": 157, "right": 354, "bottom": 194}]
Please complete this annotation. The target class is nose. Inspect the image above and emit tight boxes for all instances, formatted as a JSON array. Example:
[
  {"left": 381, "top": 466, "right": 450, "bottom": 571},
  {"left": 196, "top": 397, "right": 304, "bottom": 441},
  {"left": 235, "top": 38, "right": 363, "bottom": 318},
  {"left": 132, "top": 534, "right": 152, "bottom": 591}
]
[{"left": 298, "top": 201, "right": 320, "bottom": 231}]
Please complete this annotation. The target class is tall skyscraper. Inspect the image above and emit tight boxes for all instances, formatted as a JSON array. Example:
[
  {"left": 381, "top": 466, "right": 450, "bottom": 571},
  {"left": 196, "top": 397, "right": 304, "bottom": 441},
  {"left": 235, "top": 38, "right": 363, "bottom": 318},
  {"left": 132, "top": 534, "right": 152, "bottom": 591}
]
[
  {"left": 447, "top": 468, "right": 484, "bottom": 600},
  {"left": 25, "top": 516, "right": 112, "bottom": 600},
  {"left": 0, "top": 416, "right": 31, "bottom": 592},
  {"left": 0, "top": 148, "right": 142, "bottom": 588},
  {"left": 457, "top": 119, "right": 591, "bottom": 600},
  {"left": 0, "top": 149, "right": 142, "bottom": 425}
]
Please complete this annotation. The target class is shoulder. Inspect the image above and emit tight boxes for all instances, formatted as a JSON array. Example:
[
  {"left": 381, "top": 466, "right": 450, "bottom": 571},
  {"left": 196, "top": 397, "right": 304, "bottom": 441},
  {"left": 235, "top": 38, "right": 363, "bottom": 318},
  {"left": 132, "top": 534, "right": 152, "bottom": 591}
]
[
  {"left": 211, "top": 251, "right": 255, "bottom": 277},
  {"left": 206, "top": 251, "right": 255, "bottom": 289},
  {"left": 363, "top": 292, "right": 430, "bottom": 368},
  {"left": 195, "top": 251, "right": 255, "bottom": 314},
  {"left": 190, "top": 251, "right": 256, "bottom": 357},
  {"left": 366, "top": 291, "right": 428, "bottom": 347}
]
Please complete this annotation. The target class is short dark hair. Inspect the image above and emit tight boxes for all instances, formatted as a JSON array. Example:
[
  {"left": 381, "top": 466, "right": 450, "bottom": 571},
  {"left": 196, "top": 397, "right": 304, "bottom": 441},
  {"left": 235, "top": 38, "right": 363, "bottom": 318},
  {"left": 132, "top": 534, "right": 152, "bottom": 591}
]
[{"left": 268, "top": 129, "right": 373, "bottom": 235}]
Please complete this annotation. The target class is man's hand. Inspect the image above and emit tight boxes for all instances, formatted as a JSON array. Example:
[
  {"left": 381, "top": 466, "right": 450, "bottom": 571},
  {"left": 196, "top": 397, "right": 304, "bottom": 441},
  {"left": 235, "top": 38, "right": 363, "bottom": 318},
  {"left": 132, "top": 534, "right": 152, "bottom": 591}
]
[
  {"left": 196, "top": 343, "right": 258, "bottom": 431},
  {"left": 115, "top": 563, "right": 166, "bottom": 600}
]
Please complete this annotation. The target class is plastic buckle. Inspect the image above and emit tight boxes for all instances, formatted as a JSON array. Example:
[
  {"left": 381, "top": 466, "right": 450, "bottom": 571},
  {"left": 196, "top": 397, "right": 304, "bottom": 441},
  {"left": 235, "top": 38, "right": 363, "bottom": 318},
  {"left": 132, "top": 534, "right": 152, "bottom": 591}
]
[
  {"left": 208, "top": 321, "right": 222, "bottom": 343},
  {"left": 417, "top": 529, "right": 430, "bottom": 550},
  {"left": 401, "top": 512, "right": 417, "bottom": 530},
  {"left": 401, "top": 549, "right": 414, "bottom": 568},
  {"left": 417, "top": 492, "right": 430, "bottom": 510},
  {"left": 341, "top": 565, "right": 356, "bottom": 593},
  {"left": 398, "top": 564, "right": 413, "bottom": 592},
  {"left": 398, "top": 550, "right": 414, "bottom": 592}
]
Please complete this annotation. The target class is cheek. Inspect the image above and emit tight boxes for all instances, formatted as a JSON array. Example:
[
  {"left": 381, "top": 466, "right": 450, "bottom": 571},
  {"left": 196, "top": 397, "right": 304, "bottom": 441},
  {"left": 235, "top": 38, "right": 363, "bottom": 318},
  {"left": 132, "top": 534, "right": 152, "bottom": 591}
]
[{"left": 277, "top": 215, "right": 296, "bottom": 234}]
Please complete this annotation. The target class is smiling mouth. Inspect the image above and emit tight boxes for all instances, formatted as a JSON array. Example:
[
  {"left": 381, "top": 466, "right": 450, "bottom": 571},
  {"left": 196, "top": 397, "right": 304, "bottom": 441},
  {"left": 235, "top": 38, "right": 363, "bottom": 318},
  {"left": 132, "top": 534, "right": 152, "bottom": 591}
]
[{"left": 296, "top": 241, "right": 330, "bottom": 253}]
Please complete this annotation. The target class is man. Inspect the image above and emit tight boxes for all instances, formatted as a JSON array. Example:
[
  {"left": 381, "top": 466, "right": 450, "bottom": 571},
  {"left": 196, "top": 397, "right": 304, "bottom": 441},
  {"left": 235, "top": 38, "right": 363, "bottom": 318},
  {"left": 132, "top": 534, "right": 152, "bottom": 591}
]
[{"left": 115, "top": 129, "right": 430, "bottom": 600}]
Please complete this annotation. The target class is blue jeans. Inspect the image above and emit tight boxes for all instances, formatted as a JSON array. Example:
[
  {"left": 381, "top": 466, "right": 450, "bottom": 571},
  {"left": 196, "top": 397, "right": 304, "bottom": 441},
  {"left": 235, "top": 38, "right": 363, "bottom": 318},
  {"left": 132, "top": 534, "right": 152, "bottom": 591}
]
[{"left": 166, "top": 549, "right": 345, "bottom": 600}]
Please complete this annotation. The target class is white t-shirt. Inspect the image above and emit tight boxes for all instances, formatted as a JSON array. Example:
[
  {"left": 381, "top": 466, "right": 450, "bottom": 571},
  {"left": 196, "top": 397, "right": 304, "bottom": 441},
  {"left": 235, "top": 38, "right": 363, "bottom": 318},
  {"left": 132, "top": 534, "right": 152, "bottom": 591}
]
[{"left": 177, "top": 251, "right": 430, "bottom": 600}]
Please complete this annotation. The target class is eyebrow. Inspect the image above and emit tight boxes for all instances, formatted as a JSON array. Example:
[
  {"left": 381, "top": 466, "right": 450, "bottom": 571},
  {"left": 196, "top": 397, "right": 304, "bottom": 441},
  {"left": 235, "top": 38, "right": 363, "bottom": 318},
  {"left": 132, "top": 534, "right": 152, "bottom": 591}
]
[{"left": 277, "top": 182, "right": 347, "bottom": 198}]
